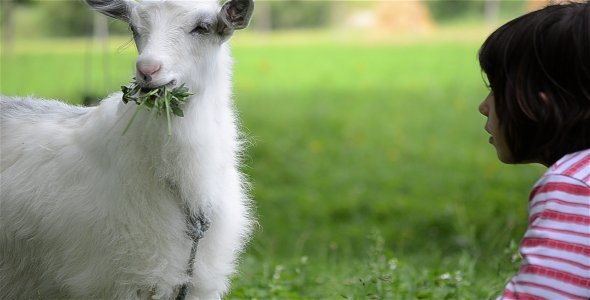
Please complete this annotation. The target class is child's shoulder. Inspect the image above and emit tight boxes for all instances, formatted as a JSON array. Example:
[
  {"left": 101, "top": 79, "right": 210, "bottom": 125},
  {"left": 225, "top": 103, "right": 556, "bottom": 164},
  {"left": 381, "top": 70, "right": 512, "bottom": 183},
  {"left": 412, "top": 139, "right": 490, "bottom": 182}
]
[
  {"left": 529, "top": 149, "right": 590, "bottom": 206},
  {"left": 546, "top": 148, "right": 590, "bottom": 186}
]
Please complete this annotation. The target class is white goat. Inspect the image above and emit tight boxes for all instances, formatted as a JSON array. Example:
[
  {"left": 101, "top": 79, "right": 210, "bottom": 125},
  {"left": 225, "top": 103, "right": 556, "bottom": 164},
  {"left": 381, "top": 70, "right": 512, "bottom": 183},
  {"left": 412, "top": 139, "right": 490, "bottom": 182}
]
[{"left": 0, "top": 0, "right": 254, "bottom": 298}]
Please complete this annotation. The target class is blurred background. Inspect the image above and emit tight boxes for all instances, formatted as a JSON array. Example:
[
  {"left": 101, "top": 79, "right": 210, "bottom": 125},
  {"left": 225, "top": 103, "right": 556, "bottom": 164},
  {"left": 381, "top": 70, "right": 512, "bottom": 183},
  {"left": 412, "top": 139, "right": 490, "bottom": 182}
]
[{"left": 1, "top": 0, "right": 554, "bottom": 298}]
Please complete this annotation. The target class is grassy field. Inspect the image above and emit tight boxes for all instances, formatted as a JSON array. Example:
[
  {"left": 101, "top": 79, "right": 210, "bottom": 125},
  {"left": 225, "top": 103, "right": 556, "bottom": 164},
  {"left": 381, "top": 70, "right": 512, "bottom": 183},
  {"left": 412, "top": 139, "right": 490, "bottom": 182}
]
[{"left": 1, "top": 31, "right": 545, "bottom": 299}]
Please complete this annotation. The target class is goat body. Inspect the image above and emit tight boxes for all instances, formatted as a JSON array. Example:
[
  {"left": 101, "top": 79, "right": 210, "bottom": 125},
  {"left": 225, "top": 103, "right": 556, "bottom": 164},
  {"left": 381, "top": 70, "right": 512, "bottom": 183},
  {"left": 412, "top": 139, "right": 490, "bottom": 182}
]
[{"left": 0, "top": 0, "right": 254, "bottom": 299}]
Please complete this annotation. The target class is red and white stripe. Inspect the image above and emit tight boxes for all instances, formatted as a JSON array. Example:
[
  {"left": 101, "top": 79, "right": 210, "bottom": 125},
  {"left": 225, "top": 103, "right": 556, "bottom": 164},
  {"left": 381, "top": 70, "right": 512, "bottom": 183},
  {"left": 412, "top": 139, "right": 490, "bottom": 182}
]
[{"left": 500, "top": 148, "right": 590, "bottom": 300}]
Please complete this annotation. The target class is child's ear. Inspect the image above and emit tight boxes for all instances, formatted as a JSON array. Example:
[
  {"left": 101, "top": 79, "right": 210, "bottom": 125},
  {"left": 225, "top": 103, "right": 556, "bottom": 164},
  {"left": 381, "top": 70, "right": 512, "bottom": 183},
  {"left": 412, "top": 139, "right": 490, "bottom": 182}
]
[
  {"left": 538, "top": 92, "right": 550, "bottom": 105},
  {"left": 86, "top": 0, "right": 134, "bottom": 23}
]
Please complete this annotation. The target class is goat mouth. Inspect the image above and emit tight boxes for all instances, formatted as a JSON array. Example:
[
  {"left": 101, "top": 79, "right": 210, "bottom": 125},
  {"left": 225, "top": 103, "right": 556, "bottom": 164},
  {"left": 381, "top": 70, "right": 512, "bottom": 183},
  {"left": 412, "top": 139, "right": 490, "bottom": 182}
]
[{"left": 138, "top": 80, "right": 177, "bottom": 92}]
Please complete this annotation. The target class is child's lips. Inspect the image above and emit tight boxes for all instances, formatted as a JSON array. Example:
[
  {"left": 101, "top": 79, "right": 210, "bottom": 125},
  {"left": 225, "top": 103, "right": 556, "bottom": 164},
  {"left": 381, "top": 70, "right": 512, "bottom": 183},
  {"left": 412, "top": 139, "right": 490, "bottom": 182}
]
[{"left": 484, "top": 127, "right": 493, "bottom": 144}]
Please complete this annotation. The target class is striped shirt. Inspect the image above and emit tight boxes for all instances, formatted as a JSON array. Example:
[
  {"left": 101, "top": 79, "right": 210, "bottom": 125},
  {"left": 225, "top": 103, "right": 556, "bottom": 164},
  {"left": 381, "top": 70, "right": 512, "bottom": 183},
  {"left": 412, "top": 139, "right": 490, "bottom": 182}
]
[{"left": 500, "top": 148, "right": 590, "bottom": 300}]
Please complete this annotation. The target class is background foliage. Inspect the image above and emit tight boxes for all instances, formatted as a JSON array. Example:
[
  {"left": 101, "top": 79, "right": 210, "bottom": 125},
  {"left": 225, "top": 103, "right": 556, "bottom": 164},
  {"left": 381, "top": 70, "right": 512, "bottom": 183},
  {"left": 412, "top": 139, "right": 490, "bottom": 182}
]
[{"left": 4, "top": 0, "right": 529, "bottom": 36}]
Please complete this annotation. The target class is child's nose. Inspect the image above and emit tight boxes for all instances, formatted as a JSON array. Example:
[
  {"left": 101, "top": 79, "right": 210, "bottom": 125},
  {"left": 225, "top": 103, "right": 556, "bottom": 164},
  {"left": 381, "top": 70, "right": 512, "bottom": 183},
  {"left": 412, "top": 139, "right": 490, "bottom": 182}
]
[{"left": 479, "top": 100, "right": 489, "bottom": 116}]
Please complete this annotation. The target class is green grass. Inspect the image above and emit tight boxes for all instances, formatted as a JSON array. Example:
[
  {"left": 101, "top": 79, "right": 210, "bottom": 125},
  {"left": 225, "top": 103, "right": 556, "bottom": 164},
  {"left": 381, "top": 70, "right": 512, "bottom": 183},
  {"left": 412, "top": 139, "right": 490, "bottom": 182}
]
[{"left": 0, "top": 31, "right": 545, "bottom": 299}]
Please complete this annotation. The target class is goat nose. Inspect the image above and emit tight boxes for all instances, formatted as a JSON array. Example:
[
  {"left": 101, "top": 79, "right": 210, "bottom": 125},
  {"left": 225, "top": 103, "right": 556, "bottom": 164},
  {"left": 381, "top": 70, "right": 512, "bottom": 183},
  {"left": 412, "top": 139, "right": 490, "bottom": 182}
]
[{"left": 136, "top": 59, "right": 162, "bottom": 82}]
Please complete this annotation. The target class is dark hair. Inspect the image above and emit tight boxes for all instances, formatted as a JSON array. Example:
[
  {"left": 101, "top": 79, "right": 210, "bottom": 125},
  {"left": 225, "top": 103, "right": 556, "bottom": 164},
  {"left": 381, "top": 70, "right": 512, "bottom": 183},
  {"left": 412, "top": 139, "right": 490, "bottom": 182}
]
[{"left": 478, "top": 2, "right": 590, "bottom": 165}]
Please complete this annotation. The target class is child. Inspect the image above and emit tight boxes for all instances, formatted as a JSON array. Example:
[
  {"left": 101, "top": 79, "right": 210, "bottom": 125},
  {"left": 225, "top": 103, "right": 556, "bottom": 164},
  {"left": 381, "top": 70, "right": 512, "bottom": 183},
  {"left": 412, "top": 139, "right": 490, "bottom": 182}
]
[{"left": 478, "top": 2, "right": 590, "bottom": 299}]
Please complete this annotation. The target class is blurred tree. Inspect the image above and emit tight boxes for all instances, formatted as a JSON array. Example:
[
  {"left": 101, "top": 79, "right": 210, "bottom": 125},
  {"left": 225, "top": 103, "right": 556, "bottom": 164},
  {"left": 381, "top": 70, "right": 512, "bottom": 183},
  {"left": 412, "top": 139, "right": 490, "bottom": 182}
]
[
  {"left": 40, "top": 1, "right": 93, "bottom": 36},
  {"left": 1, "top": 0, "right": 14, "bottom": 52},
  {"left": 484, "top": 0, "right": 500, "bottom": 24},
  {"left": 2, "top": 0, "right": 39, "bottom": 53},
  {"left": 252, "top": 1, "right": 272, "bottom": 32},
  {"left": 39, "top": 1, "right": 127, "bottom": 37},
  {"left": 268, "top": 1, "right": 332, "bottom": 29},
  {"left": 29, "top": 0, "right": 331, "bottom": 35},
  {"left": 426, "top": 0, "right": 485, "bottom": 21}
]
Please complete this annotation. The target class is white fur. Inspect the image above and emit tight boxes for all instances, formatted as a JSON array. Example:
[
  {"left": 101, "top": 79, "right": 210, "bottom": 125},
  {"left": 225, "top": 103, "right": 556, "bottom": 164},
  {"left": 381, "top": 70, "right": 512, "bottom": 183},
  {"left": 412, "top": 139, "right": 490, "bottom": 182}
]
[{"left": 0, "top": 1, "right": 253, "bottom": 299}]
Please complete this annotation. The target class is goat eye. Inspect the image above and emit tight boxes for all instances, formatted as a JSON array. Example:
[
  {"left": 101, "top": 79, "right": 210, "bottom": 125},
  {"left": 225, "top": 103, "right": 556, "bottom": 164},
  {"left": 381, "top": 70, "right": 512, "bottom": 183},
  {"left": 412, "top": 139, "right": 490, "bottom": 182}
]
[{"left": 191, "top": 23, "right": 211, "bottom": 35}]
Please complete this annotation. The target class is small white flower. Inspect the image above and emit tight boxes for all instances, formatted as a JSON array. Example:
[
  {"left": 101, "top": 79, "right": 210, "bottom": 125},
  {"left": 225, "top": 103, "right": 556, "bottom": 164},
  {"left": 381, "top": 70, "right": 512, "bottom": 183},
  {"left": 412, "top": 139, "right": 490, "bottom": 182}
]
[
  {"left": 388, "top": 258, "right": 398, "bottom": 271},
  {"left": 272, "top": 265, "right": 284, "bottom": 281}
]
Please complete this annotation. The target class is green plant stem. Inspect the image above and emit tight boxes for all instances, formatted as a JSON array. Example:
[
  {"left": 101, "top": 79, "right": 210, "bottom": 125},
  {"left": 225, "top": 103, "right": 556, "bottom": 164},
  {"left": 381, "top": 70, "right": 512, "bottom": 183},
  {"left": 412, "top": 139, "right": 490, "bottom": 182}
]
[
  {"left": 122, "top": 102, "right": 144, "bottom": 136},
  {"left": 164, "top": 92, "right": 173, "bottom": 136}
]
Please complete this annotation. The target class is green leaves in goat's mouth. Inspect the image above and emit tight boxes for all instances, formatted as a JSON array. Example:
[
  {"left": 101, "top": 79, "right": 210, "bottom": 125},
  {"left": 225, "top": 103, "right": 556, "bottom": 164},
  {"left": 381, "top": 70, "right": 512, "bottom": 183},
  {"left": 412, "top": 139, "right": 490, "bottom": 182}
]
[{"left": 121, "top": 80, "right": 191, "bottom": 136}]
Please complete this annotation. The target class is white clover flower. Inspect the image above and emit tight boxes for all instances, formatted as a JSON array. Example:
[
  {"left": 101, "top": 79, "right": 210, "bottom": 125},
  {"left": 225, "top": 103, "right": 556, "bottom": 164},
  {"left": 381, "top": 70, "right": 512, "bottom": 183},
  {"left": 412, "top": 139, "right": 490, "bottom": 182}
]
[{"left": 440, "top": 272, "right": 451, "bottom": 280}]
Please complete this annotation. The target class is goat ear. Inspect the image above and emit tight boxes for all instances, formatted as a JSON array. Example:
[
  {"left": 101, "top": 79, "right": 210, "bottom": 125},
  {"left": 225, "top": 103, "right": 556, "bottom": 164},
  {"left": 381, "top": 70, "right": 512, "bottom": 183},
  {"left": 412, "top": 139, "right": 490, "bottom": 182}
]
[
  {"left": 219, "top": 0, "right": 254, "bottom": 31},
  {"left": 85, "top": 0, "right": 133, "bottom": 23}
]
